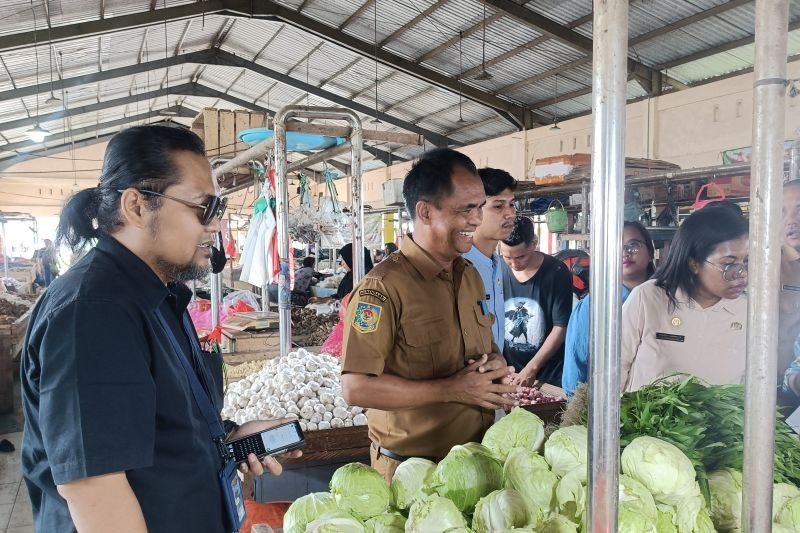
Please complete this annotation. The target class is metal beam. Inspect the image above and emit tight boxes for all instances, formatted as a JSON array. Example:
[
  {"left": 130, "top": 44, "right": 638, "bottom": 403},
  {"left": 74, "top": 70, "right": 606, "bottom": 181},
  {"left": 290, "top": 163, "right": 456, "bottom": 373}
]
[
  {"left": 0, "top": 107, "right": 193, "bottom": 154},
  {"left": 499, "top": 57, "right": 592, "bottom": 95},
  {"left": 484, "top": 0, "right": 684, "bottom": 93},
  {"left": 173, "top": 19, "right": 192, "bottom": 56},
  {"left": 0, "top": 0, "right": 228, "bottom": 53},
  {"left": 251, "top": 25, "right": 284, "bottom": 62},
  {"left": 379, "top": 0, "right": 444, "bottom": 48},
  {"left": 286, "top": 41, "right": 324, "bottom": 77},
  {"left": 0, "top": 0, "right": 526, "bottom": 127},
  {"left": 446, "top": 116, "right": 502, "bottom": 136},
  {"left": 0, "top": 49, "right": 214, "bottom": 102},
  {"left": 629, "top": 0, "right": 752, "bottom": 46},
  {"left": 317, "top": 56, "right": 362, "bottom": 88},
  {"left": 208, "top": 49, "right": 455, "bottom": 146},
  {"left": 0, "top": 83, "right": 195, "bottom": 131},
  {"left": 339, "top": 0, "right": 374, "bottom": 30},
  {"left": 415, "top": 12, "right": 504, "bottom": 65},
  {"left": 238, "top": 1, "right": 526, "bottom": 127},
  {"left": 657, "top": 19, "right": 800, "bottom": 70},
  {"left": 0, "top": 131, "right": 115, "bottom": 170},
  {"left": 484, "top": 0, "right": 594, "bottom": 54}
]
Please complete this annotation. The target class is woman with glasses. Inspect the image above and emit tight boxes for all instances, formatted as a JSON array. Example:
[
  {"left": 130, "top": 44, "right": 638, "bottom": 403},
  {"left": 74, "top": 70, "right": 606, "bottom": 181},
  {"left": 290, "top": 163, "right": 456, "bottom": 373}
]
[
  {"left": 620, "top": 205, "right": 749, "bottom": 391},
  {"left": 562, "top": 221, "right": 655, "bottom": 396}
]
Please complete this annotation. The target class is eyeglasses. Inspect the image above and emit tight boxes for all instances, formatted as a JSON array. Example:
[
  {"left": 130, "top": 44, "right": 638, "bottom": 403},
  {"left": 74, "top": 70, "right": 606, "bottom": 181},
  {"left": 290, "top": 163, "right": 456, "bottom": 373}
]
[
  {"left": 622, "top": 240, "right": 646, "bottom": 256},
  {"left": 704, "top": 260, "right": 748, "bottom": 282},
  {"left": 118, "top": 189, "right": 228, "bottom": 225}
]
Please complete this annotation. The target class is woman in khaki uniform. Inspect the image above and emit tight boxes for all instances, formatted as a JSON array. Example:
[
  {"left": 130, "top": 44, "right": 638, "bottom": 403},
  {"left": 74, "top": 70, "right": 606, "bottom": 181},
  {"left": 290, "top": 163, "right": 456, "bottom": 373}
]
[{"left": 621, "top": 205, "right": 749, "bottom": 391}]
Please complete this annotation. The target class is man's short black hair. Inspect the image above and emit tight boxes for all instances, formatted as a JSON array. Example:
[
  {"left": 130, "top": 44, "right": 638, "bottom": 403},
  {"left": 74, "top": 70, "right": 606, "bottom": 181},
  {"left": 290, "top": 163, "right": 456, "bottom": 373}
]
[
  {"left": 478, "top": 168, "right": 517, "bottom": 197},
  {"left": 302, "top": 257, "right": 316, "bottom": 268},
  {"left": 402, "top": 148, "right": 478, "bottom": 220},
  {"left": 502, "top": 216, "right": 538, "bottom": 247}
]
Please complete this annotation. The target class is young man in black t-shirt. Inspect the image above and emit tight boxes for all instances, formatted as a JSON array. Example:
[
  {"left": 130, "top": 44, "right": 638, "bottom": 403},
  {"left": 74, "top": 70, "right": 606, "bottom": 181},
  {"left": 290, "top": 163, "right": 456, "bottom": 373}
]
[{"left": 500, "top": 217, "right": 573, "bottom": 387}]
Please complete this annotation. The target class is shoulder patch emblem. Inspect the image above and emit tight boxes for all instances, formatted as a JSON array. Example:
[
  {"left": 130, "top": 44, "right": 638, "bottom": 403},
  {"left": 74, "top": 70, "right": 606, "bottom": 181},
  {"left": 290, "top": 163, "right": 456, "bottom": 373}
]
[
  {"left": 359, "top": 288, "right": 388, "bottom": 302},
  {"left": 352, "top": 303, "right": 382, "bottom": 333}
]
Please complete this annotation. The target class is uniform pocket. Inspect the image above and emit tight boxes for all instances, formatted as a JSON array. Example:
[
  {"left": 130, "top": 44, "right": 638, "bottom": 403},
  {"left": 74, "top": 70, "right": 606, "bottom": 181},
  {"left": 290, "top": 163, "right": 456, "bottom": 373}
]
[
  {"left": 401, "top": 321, "right": 443, "bottom": 377},
  {"left": 473, "top": 305, "right": 495, "bottom": 354}
]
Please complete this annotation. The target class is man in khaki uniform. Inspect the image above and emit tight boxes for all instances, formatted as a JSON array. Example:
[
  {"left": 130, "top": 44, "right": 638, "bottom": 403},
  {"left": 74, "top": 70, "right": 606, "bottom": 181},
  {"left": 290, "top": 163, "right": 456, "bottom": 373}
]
[
  {"left": 341, "top": 148, "right": 518, "bottom": 481},
  {"left": 780, "top": 180, "right": 800, "bottom": 383}
]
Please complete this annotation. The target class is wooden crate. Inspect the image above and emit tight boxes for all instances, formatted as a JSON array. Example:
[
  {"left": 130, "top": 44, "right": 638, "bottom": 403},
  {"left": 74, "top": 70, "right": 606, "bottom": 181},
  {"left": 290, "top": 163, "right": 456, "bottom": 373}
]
[
  {"left": 520, "top": 383, "right": 567, "bottom": 427},
  {"left": 1, "top": 310, "right": 31, "bottom": 413},
  {"left": 220, "top": 328, "right": 279, "bottom": 354},
  {"left": 286, "top": 425, "right": 371, "bottom": 464},
  {"left": 191, "top": 108, "right": 269, "bottom": 179}
]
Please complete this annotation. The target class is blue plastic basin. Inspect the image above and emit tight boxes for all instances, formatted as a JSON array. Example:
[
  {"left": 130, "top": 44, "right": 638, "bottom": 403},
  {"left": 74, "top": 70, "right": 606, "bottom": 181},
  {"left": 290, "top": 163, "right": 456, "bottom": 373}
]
[{"left": 238, "top": 128, "right": 346, "bottom": 152}]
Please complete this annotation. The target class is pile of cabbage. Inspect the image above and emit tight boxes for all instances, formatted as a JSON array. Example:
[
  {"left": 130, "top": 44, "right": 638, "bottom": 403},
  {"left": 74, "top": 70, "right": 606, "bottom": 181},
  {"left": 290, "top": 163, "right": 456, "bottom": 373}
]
[{"left": 279, "top": 409, "right": 663, "bottom": 532}]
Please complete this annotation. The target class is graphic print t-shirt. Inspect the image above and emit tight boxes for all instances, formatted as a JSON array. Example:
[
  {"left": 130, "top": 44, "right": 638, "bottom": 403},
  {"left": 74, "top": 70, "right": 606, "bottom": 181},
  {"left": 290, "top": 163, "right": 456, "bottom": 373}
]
[{"left": 502, "top": 254, "right": 573, "bottom": 385}]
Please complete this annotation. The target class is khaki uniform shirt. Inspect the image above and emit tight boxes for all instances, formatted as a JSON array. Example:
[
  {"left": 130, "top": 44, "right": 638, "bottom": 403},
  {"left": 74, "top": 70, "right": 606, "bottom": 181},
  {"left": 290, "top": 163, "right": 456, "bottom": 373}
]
[
  {"left": 341, "top": 236, "right": 495, "bottom": 459},
  {"left": 780, "top": 245, "right": 800, "bottom": 380},
  {"left": 621, "top": 279, "right": 747, "bottom": 392}
]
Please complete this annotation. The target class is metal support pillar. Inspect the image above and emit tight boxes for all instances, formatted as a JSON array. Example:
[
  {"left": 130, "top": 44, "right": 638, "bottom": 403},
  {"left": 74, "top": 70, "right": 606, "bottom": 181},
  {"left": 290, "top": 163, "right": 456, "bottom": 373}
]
[
  {"left": 587, "top": 0, "right": 629, "bottom": 531},
  {"left": 210, "top": 270, "right": 222, "bottom": 329},
  {"left": 742, "top": 1, "right": 789, "bottom": 530},
  {"left": 1, "top": 222, "right": 8, "bottom": 279},
  {"left": 275, "top": 105, "right": 363, "bottom": 357}
]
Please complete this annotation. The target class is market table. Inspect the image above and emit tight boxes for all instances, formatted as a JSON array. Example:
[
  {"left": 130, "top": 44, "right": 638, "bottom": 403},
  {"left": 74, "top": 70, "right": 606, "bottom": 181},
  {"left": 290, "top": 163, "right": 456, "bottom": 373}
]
[{"left": 0, "top": 310, "right": 31, "bottom": 413}]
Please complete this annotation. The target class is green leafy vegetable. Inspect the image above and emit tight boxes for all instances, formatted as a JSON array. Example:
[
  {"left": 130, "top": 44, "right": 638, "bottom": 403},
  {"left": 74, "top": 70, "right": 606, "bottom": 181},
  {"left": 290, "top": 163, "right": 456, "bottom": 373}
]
[
  {"left": 503, "top": 448, "right": 558, "bottom": 516},
  {"left": 544, "top": 425, "right": 588, "bottom": 480},
  {"left": 708, "top": 469, "right": 742, "bottom": 531},
  {"left": 390, "top": 458, "right": 436, "bottom": 511},
  {"left": 283, "top": 492, "right": 339, "bottom": 533},
  {"left": 363, "top": 511, "right": 405, "bottom": 533},
  {"left": 429, "top": 443, "right": 504, "bottom": 515},
  {"left": 481, "top": 407, "right": 545, "bottom": 461},
  {"left": 329, "top": 463, "right": 392, "bottom": 521},
  {"left": 471, "top": 489, "right": 530, "bottom": 533},
  {"left": 305, "top": 510, "right": 365, "bottom": 533},
  {"left": 406, "top": 495, "right": 468, "bottom": 532}
]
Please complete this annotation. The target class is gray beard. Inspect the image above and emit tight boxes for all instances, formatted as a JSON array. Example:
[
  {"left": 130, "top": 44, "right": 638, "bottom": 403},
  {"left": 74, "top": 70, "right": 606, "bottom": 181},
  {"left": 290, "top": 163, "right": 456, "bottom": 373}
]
[{"left": 156, "top": 256, "right": 211, "bottom": 283}]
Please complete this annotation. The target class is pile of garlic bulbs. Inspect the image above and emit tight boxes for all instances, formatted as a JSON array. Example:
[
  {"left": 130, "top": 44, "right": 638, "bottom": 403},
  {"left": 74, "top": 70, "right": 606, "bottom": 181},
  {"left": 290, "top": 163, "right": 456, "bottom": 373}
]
[{"left": 221, "top": 348, "right": 367, "bottom": 431}]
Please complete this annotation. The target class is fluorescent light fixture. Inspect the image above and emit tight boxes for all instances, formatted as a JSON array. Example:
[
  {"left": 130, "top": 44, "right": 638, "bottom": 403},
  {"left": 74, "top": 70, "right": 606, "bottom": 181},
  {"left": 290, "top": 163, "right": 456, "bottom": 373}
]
[{"left": 26, "top": 124, "right": 50, "bottom": 142}]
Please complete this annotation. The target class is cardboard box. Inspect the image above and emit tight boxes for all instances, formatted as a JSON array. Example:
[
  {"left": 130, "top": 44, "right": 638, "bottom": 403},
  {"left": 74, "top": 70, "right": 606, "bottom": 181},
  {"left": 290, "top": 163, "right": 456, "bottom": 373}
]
[
  {"left": 220, "top": 328, "right": 279, "bottom": 354},
  {"left": 706, "top": 176, "right": 750, "bottom": 198},
  {"left": 534, "top": 153, "right": 591, "bottom": 184}
]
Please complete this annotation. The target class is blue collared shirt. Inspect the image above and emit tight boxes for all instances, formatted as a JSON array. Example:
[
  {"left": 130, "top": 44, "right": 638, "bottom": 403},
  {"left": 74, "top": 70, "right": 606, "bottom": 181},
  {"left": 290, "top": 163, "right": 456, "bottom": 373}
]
[
  {"left": 464, "top": 245, "right": 505, "bottom": 352},
  {"left": 562, "top": 284, "right": 632, "bottom": 396}
]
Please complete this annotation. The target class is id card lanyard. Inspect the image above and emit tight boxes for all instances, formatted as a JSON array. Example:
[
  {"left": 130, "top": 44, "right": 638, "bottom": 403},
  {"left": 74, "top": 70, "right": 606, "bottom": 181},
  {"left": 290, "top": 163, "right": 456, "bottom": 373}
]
[
  {"left": 155, "top": 309, "right": 246, "bottom": 531},
  {"left": 155, "top": 310, "right": 228, "bottom": 450}
]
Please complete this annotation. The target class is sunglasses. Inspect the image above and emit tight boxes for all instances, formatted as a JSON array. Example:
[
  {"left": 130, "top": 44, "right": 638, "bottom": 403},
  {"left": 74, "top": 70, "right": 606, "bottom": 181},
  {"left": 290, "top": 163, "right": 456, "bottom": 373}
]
[{"left": 119, "top": 189, "right": 228, "bottom": 225}]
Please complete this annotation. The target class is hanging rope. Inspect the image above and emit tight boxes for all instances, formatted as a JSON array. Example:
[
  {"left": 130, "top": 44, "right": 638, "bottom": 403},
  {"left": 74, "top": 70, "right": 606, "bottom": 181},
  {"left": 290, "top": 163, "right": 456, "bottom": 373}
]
[{"left": 323, "top": 162, "right": 340, "bottom": 214}]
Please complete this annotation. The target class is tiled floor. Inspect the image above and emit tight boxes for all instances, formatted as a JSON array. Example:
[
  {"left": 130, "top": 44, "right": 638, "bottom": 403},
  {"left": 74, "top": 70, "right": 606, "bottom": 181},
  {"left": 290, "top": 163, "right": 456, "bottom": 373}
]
[
  {"left": 0, "top": 433, "right": 32, "bottom": 533},
  {"left": 1, "top": 373, "right": 33, "bottom": 533}
]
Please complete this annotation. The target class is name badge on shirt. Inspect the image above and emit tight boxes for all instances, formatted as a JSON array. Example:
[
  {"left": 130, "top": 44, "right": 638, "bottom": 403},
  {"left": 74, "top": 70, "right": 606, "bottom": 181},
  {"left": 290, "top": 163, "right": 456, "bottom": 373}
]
[
  {"left": 783, "top": 284, "right": 800, "bottom": 293},
  {"left": 656, "top": 332, "right": 685, "bottom": 343}
]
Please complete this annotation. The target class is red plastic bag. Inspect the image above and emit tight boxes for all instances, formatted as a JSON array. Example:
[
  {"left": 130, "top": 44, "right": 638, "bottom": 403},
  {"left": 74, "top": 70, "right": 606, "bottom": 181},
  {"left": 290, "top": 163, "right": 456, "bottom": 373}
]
[{"left": 322, "top": 293, "right": 350, "bottom": 357}]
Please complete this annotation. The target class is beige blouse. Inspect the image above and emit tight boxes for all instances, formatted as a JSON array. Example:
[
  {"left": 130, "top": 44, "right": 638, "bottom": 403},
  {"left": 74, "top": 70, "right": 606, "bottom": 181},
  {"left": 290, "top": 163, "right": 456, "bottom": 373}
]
[{"left": 621, "top": 279, "right": 748, "bottom": 392}]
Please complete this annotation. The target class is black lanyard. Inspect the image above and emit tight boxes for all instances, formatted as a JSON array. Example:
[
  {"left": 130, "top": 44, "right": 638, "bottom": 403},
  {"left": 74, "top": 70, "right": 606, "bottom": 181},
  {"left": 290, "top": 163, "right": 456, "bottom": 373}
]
[{"left": 155, "top": 309, "right": 230, "bottom": 459}]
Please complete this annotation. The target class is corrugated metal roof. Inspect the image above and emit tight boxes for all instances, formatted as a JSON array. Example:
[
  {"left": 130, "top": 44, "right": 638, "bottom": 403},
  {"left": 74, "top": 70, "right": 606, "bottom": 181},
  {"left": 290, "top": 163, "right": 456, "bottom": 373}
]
[{"left": 0, "top": 0, "right": 796, "bottom": 171}]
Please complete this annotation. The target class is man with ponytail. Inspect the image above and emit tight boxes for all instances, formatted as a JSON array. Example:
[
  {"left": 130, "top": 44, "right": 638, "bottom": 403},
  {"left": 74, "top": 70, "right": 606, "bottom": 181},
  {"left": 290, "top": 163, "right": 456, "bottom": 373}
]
[{"left": 19, "top": 125, "right": 297, "bottom": 532}]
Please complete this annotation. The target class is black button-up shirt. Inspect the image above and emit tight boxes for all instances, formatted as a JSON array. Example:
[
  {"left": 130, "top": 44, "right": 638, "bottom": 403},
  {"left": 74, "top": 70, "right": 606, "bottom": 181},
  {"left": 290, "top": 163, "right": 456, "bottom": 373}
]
[{"left": 21, "top": 236, "right": 227, "bottom": 532}]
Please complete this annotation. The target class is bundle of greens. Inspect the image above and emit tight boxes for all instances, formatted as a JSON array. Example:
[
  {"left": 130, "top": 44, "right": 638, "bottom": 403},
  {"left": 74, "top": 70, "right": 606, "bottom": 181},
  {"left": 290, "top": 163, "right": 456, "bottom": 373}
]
[{"left": 576, "top": 376, "right": 800, "bottom": 504}]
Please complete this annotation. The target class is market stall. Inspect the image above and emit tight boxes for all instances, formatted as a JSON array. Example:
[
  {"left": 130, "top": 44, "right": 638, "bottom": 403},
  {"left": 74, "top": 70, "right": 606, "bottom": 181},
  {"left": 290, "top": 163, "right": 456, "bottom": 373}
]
[{"left": 0, "top": 292, "right": 35, "bottom": 413}]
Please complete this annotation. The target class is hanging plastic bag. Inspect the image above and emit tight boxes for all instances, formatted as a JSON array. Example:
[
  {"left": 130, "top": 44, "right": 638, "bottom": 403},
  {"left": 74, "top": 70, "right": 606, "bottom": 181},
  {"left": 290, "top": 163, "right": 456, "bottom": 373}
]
[
  {"left": 222, "top": 290, "right": 260, "bottom": 314},
  {"left": 545, "top": 199, "right": 568, "bottom": 233},
  {"left": 321, "top": 293, "right": 350, "bottom": 357},
  {"left": 692, "top": 182, "right": 726, "bottom": 211}
]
